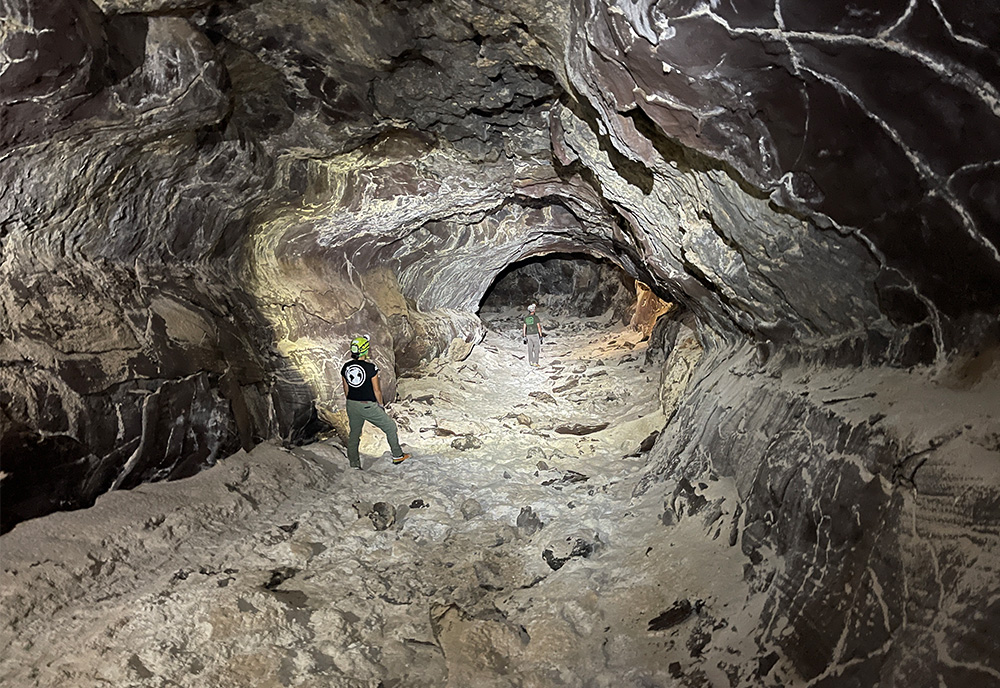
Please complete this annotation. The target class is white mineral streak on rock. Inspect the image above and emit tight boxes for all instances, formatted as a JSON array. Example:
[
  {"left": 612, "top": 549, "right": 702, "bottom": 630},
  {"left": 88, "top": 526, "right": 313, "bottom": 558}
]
[
  {"left": 802, "top": 65, "right": 1000, "bottom": 266},
  {"left": 109, "top": 391, "right": 154, "bottom": 490},
  {"left": 635, "top": 85, "right": 726, "bottom": 117},
  {"left": 881, "top": 0, "right": 919, "bottom": 37},
  {"left": 606, "top": 0, "right": 656, "bottom": 46},
  {"left": 553, "top": 101, "right": 883, "bottom": 340},
  {"left": 927, "top": 0, "right": 990, "bottom": 51},
  {"left": 708, "top": 5, "right": 997, "bottom": 113}
]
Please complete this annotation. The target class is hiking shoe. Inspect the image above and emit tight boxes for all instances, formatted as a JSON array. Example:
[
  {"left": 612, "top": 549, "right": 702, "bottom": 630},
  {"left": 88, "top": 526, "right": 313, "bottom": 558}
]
[{"left": 392, "top": 453, "right": 411, "bottom": 465}]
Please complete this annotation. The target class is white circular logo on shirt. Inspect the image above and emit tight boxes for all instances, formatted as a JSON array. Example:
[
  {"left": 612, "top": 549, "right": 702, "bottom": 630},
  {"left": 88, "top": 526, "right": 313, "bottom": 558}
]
[{"left": 345, "top": 364, "right": 367, "bottom": 388}]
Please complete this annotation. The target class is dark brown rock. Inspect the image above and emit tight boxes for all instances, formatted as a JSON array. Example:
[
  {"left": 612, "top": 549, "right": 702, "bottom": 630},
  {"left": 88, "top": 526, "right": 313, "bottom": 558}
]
[
  {"left": 368, "top": 502, "right": 396, "bottom": 531},
  {"left": 553, "top": 423, "right": 609, "bottom": 436},
  {"left": 451, "top": 435, "right": 483, "bottom": 451},
  {"left": 648, "top": 599, "right": 695, "bottom": 632},
  {"left": 515, "top": 506, "right": 543, "bottom": 536}
]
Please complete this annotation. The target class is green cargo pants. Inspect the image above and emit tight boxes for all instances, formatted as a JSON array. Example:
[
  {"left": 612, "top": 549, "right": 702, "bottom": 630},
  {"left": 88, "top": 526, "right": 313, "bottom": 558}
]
[{"left": 346, "top": 400, "right": 403, "bottom": 467}]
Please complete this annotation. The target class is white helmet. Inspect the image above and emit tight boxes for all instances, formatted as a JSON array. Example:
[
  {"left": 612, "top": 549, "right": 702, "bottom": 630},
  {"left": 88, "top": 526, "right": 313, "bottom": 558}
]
[{"left": 528, "top": 303, "right": 536, "bottom": 312}]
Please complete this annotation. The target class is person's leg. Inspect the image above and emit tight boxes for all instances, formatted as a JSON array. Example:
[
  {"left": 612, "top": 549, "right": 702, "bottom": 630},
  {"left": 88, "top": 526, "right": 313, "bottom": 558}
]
[
  {"left": 345, "top": 400, "right": 365, "bottom": 468},
  {"left": 362, "top": 402, "right": 405, "bottom": 458},
  {"left": 528, "top": 335, "right": 540, "bottom": 365}
]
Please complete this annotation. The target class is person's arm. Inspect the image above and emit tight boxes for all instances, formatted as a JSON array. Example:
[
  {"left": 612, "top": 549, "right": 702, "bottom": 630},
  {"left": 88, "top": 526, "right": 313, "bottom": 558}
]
[
  {"left": 372, "top": 374, "right": 385, "bottom": 407},
  {"left": 536, "top": 321, "right": 543, "bottom": 337},
  {"left": 342, "top": 377, "right": 349, "bottom": 400}
]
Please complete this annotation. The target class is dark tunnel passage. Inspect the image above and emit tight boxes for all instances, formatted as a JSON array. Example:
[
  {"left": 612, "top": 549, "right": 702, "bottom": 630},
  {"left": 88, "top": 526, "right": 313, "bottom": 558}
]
[
  {"left": 478, "top": 252, "right": 639, "bottom": 319},
  {"left": 475, "top": 252, "right": 685, "bottom": 360}
]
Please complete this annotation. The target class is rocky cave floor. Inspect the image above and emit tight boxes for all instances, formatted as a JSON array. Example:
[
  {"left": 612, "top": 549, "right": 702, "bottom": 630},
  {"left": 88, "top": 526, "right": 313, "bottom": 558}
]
[{"left": 1, "top": 313, "right": 759, "bottom": 688}]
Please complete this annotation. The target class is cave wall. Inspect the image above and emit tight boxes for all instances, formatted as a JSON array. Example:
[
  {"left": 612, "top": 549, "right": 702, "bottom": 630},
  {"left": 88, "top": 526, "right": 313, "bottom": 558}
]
[
  {"left": 565, "top": 0, "right": 1000, "bottom": 344},
  {"left": 551, "top": 6, "right": 1000, "bottom": 675},
  {"left": 638, "top": 341, "right": 1000, "bottom": 685},
  {"left": 0, "top": 4, "right": 306, "bottom": 528}
]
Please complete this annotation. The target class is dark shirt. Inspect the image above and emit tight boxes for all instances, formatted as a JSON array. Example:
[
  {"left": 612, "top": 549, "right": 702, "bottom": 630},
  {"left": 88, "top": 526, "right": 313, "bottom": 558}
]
[{"left": 342, "top": 359, "right": 379, "bottom": 402}]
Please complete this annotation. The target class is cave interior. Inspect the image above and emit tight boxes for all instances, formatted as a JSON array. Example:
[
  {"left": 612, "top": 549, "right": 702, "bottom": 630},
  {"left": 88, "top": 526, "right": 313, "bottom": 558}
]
[{"left": 1, "top": 0, "right": 999, "bottom": 686}]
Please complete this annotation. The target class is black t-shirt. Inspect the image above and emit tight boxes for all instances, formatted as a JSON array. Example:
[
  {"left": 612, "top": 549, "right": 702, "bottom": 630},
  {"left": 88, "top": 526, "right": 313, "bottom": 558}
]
[{"left": 342, "top": 359, "right": 379, "bottom": 402}]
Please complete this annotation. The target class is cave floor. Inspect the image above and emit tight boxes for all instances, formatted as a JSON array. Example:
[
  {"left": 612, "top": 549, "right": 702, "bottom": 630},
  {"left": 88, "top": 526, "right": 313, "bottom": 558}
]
[{"left": 1, "top": 317, "right": 751, "bottom": 688}]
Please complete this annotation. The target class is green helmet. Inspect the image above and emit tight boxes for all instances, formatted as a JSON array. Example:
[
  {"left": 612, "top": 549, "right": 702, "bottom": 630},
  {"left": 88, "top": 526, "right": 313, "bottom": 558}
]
[{"left": 350, "top": 335, "right": 370, "bottom": 356}]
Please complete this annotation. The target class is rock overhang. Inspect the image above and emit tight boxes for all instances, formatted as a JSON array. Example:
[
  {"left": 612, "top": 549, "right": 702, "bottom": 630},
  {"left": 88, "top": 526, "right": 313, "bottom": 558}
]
[{"left": 186, "top": 0, "right": 995, "bottom": 356}]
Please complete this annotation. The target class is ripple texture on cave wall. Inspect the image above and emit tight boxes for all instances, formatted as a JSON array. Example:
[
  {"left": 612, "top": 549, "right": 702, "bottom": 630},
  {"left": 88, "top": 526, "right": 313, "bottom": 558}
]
[
  {"left": 566, "top": 0, "right": 1000, "bottom": 323},
  {"left": 0, "top": 5, "right": 298, "bottom": 528}
]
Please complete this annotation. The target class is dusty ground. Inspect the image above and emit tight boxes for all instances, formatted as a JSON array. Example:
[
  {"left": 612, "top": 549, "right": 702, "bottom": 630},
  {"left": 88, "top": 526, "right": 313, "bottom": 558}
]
[{"left": 0, "top": 314, "right": 749, "bottom": 687}]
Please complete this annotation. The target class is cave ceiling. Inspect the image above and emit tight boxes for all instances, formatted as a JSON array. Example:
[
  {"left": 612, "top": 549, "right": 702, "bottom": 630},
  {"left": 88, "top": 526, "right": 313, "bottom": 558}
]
[{"left": 3, "top": 0, "right": 996, "bottom": 345}]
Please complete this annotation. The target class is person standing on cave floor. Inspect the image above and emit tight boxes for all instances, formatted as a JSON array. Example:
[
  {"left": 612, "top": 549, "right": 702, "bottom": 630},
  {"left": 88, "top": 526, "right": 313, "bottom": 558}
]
[
  {"left": 341, "top": 335, "right": 411, "bottom": 468},
  {"left": 522, "top": 303, "right": 544, "bottom": 367}
]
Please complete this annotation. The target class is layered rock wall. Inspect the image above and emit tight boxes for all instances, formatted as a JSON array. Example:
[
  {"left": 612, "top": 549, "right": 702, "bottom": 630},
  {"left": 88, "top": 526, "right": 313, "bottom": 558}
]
[
  {"left": 565, "top": 0, "right": 1000, "bottom": 345},
  {"left": 639, "top": 342, "right": 1000, "bottom": 685},
  {"left": 0, "top": 3, "right": 293, "bottom": 528}
]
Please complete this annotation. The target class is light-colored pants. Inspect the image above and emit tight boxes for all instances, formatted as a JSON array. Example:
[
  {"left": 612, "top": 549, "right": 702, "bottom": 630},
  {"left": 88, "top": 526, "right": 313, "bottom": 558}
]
[
  {"left": 527, "top": 334, "right": 540, "bottom": 365},
  {"left": 346, "top": 400, "right": 403, "bottom": 466}
]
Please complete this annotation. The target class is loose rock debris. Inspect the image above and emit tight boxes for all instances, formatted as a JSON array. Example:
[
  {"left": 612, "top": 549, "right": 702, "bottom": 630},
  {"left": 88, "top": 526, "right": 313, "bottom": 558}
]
[{"left": 0, "top": 315, "right": 754, "bottom": 688}]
